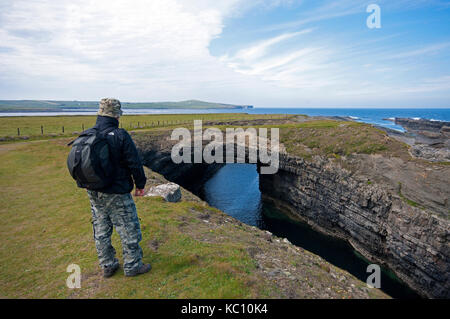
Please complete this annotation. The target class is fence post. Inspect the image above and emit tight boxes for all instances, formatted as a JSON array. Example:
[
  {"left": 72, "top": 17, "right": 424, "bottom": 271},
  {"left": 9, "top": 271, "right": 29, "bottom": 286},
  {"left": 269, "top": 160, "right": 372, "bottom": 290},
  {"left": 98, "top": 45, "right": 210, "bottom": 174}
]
[
  {"left": 41, "top": 125, "right": 44, "bottom": 135},
  {"left": 82, "top": 124, "right": 84, "bottom": 131},
  {"left": 62, "top": 126, "right": 64, "bottom": 133},
  {"left": 17, "top": 128, "right": 20, "bottom": 136}
]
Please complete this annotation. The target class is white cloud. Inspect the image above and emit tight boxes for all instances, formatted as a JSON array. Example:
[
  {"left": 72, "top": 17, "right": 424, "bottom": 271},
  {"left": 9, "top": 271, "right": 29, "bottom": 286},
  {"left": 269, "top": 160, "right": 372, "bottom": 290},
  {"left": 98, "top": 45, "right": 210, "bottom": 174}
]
[
  {"left": 386, "top": 42, "right": 450, "bottom": 59},
  {"left": 0, "top": 0, "right": 264, "bottom": 101},
  {"left": 219, "top": 29, "right": 343, "bottom": 90},
  {"left": 0, "top": 0, "right": 449, "bottom": 107},
  {"left": 226, "top": 29, "right": 313, "bottom": 63}
]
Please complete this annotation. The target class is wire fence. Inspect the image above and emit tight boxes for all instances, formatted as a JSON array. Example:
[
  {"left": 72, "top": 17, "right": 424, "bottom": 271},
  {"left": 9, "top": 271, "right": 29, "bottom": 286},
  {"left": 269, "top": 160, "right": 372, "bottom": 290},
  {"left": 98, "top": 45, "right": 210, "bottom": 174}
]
[{"left": 1, "top": 114, "right": 290, "bottom": 140}]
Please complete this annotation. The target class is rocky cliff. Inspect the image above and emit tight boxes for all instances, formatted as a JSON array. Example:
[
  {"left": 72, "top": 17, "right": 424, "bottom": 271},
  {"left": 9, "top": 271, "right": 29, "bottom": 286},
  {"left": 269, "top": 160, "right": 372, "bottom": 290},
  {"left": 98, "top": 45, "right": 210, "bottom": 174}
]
[
  {"left": 260, "top": 154, "right": 449, "bottom": 298},
  {"left": 133, "top": 118, "right": 449, "bottom": 298}
]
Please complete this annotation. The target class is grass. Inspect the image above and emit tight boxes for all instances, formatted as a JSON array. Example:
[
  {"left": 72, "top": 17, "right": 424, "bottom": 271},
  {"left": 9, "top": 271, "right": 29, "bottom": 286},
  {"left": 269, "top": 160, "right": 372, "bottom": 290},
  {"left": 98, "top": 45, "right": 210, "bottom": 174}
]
[
  {"left": 277, "top": 121, "right": 409, "bottom": 159},
  {"left": 210, "top": 119, "right": 409, "bottom": 159},
  {"left": 0, "top": 114, "right": 403, "bottom": 299},
  {"left": 1, "top": 114, "right": 404, "bottom": 161},
  {"left": 0, "top": 139, "right": 267, "bottom": 298},
  {"left": 397, "top": 182, "right": 423, "bottom": 209},
  {"left": 0, "top": 135, "right": 390, "bottom": 299},
  {"left": 0, "top": 113, "right": 286, "bottom": 142}
]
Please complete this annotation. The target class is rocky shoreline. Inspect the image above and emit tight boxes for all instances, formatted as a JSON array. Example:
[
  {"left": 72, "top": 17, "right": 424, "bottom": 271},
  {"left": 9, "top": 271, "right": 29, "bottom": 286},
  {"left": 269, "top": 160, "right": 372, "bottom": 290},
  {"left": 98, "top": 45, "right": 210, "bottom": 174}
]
[{"left": 380, "top": 118, "right": 450, "bottom": 162}]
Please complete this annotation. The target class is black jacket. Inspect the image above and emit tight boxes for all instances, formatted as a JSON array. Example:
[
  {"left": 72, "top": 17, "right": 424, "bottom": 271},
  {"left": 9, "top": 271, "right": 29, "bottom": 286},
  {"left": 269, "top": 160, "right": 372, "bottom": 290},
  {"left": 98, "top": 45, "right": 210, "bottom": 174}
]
[{"left": 93, "top": 115, "right": 146, "bottom": 194}]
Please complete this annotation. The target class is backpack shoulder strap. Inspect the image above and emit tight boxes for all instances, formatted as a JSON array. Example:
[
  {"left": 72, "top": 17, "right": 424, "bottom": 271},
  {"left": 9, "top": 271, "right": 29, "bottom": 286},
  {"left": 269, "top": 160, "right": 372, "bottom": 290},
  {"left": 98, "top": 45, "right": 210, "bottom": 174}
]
[{"left": 67, "top": 128, "right": 97, "bottom": 146}]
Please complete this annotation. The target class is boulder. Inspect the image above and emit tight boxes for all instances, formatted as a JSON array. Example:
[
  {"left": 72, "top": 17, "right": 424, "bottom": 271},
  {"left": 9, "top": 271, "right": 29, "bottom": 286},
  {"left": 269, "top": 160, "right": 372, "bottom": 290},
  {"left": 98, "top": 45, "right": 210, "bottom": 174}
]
[{"left": 145, "top": 182, "right": 181, "bottom": 202}]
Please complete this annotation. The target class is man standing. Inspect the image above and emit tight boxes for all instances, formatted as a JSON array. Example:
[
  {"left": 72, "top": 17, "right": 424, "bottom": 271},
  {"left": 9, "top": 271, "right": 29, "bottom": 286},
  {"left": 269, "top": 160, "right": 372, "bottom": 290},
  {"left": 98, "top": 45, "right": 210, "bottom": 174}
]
[{"left": 86, "top": 98, "right": 151, "bottom": 278}]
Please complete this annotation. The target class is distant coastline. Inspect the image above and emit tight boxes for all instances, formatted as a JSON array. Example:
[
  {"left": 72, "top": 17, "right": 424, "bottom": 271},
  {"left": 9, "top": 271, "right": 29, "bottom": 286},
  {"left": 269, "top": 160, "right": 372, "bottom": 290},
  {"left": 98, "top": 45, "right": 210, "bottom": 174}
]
[{"left": 0, "top": 99, "right": 253, "bottom": 112}]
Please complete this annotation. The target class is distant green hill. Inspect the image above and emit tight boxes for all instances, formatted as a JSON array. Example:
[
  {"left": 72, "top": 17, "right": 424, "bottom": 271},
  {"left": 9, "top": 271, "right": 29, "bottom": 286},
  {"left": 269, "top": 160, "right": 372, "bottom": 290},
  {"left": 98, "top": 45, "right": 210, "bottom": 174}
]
[{"left": 0, "top": 99, "right": 253, "bottom": 112}]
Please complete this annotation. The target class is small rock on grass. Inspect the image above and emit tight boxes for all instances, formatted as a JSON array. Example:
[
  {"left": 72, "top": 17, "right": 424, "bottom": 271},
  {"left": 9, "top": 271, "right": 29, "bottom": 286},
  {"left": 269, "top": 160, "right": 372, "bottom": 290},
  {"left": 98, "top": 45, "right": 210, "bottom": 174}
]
[{"left": 145, "top": 182, "right": 182, "bottom": 202}]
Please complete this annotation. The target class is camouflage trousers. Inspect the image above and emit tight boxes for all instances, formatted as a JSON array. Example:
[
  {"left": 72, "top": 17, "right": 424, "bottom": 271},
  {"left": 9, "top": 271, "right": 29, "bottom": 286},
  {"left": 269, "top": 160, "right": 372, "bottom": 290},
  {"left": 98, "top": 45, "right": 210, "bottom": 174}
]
[{"left": 87, "top": 190, "right": 143, "bottom": 275}]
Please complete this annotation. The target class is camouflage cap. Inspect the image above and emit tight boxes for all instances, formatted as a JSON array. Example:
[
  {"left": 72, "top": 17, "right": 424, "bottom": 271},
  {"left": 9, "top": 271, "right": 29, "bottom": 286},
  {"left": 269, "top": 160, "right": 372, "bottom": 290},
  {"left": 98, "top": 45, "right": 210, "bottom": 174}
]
[{"left": 98, "top": 98, "right": 123, "bottom": 118}]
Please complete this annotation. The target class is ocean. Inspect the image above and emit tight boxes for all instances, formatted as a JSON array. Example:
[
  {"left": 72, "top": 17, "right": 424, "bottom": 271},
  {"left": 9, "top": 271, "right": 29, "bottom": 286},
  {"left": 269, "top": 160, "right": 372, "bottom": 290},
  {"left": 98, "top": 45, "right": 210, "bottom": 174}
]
[
  {"left": 251, "top": 108, "right": 450, "bottom": 131},
  {"left": 1, "top": 107, "right": 449, "bottom": 132}
]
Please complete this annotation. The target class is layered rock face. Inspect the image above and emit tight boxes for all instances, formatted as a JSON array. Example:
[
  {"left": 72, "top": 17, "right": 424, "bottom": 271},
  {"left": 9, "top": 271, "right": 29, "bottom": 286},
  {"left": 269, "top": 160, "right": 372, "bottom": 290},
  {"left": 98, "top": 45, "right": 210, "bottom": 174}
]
[{"left": 260, "top": 154, "right": 449, "bottom": 298}]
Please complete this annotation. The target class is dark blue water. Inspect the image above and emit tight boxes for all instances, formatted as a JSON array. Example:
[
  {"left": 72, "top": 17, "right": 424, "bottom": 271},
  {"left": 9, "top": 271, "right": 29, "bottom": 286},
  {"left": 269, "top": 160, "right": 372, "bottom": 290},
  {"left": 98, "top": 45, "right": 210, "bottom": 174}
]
[
  {"left": 204, "top": 164, "right": 263, "bottom": 226},
  {"left": 203, "top": 164, "right": 421, "bottom": 299}
]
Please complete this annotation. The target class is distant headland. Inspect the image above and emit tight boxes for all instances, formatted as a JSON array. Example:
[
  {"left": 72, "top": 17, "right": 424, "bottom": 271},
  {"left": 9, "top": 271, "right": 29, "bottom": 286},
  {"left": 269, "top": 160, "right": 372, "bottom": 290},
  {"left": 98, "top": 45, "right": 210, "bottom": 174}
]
[{"left": 0, "top": 99, "right": 253, "bottom": 112}]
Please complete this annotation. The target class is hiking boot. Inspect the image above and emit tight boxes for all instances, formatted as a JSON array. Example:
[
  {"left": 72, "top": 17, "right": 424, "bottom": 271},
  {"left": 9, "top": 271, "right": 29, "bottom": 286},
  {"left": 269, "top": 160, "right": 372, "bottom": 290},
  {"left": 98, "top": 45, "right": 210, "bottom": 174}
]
[
  {"left": 125, "top": 264, "right": 152, "bottom": 277},
  {"left": 103, "top": 263, "right": 120, "bottom": 278}
]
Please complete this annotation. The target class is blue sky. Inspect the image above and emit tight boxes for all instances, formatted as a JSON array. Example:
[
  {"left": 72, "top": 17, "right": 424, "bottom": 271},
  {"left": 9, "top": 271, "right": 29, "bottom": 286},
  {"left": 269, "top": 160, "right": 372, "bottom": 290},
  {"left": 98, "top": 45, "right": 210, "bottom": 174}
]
[{"left": 0, "top": 0, "right": 449, "bottom": 107}]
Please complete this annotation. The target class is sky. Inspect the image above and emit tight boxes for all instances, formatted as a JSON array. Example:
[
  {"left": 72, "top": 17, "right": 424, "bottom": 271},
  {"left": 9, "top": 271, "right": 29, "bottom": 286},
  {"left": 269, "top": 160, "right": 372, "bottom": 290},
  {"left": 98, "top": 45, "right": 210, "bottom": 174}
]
[{"left": 0, "top": 0, "right": 449, "bottom": 107}]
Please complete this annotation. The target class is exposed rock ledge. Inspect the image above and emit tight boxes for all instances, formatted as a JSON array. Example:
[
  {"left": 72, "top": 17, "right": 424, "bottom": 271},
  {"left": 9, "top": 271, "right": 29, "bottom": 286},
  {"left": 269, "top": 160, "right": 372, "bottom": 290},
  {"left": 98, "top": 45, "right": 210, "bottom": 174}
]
[{"left": 381, "top": 118, "right": 450, "bottom": 162}]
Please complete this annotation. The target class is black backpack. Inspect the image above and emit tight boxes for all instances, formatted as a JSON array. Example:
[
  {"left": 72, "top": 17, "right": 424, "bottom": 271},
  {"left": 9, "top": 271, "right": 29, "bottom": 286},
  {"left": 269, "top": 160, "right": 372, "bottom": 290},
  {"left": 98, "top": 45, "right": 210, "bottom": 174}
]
[{"left": 67, "top": 127, "right": 116, "bottom": 190}]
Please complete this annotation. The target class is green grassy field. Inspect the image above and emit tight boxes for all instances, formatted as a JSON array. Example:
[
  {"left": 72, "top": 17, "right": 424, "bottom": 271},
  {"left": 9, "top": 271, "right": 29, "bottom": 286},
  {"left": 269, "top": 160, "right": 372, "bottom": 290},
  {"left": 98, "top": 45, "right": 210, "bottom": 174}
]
[
  {"left": 0, "top": 113, "right": 285, "bottom": 142},
  {"left": 0, "top": 139, "right": 269, "bottom": 298},
  {"left": 0, "top": 115, "right": 393, "bottom": 299},
  {"left": 278, "top": 121, "right": 410, "bottom": 159},
  {"left": 203, "top": 119, "right": 410, "bottom": 159},
  {"left": 0, "top": 138, "right": 387, "bottom": 298},
  {"left": 0, "top": 138, "right": 388, "bottom": 299}
]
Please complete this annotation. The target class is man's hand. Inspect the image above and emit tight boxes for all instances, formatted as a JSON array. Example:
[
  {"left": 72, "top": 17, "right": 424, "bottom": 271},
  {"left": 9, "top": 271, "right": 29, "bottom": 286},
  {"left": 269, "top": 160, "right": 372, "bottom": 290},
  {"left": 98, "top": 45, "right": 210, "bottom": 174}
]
[{"left": 134, "top": 188, "right": 145, "bottom": 197}]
